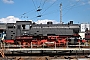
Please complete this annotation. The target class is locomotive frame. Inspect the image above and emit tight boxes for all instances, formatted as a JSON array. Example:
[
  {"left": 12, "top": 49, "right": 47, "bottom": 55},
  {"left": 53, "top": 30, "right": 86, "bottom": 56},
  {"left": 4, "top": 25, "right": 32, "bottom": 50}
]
[{"left": 3, "top": 21, "right": 87, "bottom": 48}]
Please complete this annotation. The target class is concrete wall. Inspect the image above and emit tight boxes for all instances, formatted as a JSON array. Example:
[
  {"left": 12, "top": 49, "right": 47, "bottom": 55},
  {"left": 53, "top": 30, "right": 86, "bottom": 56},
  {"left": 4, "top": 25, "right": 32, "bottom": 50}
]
[{"left": 80, "top": 23, "right": 90, "bottom": 32}]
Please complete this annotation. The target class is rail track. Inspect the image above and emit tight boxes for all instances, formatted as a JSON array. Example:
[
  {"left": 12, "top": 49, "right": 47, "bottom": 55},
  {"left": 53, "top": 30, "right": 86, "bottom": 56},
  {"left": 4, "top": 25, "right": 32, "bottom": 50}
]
[{"left": 0, "top": 55, "right": 90, "bottom": 60}]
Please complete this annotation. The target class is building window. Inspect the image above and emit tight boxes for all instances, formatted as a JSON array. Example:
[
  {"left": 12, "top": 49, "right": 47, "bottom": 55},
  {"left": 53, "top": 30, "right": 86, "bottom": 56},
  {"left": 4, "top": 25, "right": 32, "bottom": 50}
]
[
  {"left": 22, "top": 24, "right": 29, "bottom": 30},
  {"left": 25, "top": 25, "right": 29, "bottom": 29}
]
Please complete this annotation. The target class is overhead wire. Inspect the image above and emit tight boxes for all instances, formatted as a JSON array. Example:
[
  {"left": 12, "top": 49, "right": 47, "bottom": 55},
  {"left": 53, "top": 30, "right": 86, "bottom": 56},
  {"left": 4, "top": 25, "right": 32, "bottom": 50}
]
[
  {"left": 42, "top": 0, "right": 58, "bottom": 15},
  {"left": 34, "top": 0, "right": 47, "bottom": 19},
  {"left": 63, "top": 0, "right": 81, "bottom": 17},
  {"left": 32, "top": 0, "right": 39, "bottom": 15},
  {"left": 40, "top": 0, "right": 79, "bottom": 17},
  {"left": 29, "top": 0, "right": 59, "bottom": 20},
  {"left": 44, "top": 10, "right": 59, "bottom": 16},
  {"left": 32, "top": 0, "right": 37, "bottom": 10},
  {"left": 37, "top": 0, "right": 48, "bottom": 17},
  {"left": 16, "top": 0, "right": 43, "bottom": 21},
  {"left": 21, "top": 8, "right": 35, "bottom": 15},
  {"left": 31, "top": 0, "right": 42, "bottom": 21},
  {"left": 41, "top": 0, "right": 48, "bottom": 9},
  {"left": 19, "top": 0, "right": 81, "bottom": 21},
  {"left": 20, "top": 8, "right": 38, "bottom": 20},
  {"left": 36, "top": 0, "right": 81, "bottom": 23},
  {"left": 42, "top": 1, "right": 60, "bottom": 16},
  {"left": 35, "top": 0, "right": 38, "bottom": 8},
  {"left": 16, "top": 0, "right": 80, "bottom": 19},
  {"left": 39, "top": 0, "right": 42, "bottom": 7}
]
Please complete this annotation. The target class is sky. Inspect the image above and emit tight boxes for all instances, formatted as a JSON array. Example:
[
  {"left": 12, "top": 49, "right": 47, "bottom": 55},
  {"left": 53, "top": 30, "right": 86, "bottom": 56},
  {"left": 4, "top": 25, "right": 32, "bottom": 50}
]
[{"left": 0, "top": 0, "right": 90, "bottom": 24}]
